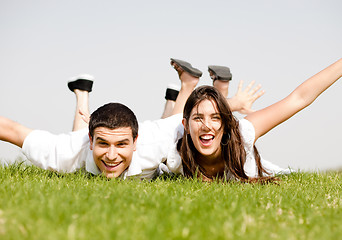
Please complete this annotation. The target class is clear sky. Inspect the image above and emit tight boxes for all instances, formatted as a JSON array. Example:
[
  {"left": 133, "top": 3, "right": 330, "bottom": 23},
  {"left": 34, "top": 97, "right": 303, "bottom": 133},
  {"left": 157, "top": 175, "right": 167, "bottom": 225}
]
[{"left": 1, "top": 0, "right": 341, "bottom": 171}]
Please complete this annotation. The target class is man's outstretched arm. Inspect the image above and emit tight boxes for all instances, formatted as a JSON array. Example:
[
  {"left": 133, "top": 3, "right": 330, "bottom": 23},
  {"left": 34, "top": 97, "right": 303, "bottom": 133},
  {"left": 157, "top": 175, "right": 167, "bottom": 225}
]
[{"left": 0, "top": 116, "right": 32, "bottom": 148}]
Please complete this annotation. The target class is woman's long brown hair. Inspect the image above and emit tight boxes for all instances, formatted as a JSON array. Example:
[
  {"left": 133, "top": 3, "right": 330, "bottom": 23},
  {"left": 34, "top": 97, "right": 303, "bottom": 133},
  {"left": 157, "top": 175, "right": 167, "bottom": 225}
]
[{"left": 178, "top": 86, "right": 271, "bottom": 182}]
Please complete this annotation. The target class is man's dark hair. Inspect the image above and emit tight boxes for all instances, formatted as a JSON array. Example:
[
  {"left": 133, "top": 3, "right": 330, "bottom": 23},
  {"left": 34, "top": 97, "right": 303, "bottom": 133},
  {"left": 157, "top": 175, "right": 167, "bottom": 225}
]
[{"left": 89, "top": 102, "right": 138, "bottom": 140}]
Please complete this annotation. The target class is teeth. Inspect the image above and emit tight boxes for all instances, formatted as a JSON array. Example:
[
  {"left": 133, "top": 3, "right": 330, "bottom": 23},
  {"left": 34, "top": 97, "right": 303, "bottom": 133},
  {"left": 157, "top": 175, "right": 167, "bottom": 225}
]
[
  {"left": 200, "top": 135, "right": 214, "bottom": 140},
  {"left": 104, "top": 162, "right": 121, "bottom": 167}
]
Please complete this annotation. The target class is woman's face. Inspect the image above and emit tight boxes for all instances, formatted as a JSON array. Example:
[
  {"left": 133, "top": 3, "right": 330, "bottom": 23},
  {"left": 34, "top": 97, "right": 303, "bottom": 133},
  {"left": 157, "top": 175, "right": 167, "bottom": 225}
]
[{"left": 186, "top": 99, "right": 224, "bottom": 159}]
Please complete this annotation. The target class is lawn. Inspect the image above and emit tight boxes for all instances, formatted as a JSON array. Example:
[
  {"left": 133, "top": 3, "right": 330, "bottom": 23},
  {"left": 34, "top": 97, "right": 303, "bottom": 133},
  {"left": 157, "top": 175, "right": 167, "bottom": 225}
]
[{"left": 0, "top": 163, "right": 341, "bottom": 240}]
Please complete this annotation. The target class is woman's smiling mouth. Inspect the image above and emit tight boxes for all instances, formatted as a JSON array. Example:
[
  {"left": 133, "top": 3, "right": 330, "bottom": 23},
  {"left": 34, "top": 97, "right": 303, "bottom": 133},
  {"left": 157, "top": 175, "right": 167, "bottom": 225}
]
[{"left": 199, "top": 134, "right": 215, "bottom": 146}]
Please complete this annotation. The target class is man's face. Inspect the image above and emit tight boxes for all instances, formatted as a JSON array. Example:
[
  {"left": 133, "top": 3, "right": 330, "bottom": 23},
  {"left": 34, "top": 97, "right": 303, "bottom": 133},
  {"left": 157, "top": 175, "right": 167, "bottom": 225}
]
[{"left": 89, "top": 127, "right": 137, "bottom": 178}]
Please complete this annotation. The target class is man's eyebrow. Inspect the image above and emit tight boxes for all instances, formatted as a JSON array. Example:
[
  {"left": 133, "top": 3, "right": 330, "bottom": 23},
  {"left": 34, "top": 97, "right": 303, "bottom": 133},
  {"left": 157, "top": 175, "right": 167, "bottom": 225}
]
[
  {"left": 95, "top": 137, "right": 130, "bottom": 143},
  {"left": 95, "top": 137, "right": 108, "bottom": 142},
  {"left": 117, "top": 139, "right": 130, "bottom": 143}
]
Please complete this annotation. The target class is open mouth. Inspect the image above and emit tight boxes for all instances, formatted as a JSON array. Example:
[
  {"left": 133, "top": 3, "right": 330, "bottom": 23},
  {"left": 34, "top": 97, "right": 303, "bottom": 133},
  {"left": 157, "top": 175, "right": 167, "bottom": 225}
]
[
  {"left": 102, "top": 160, "right": 122, "bottom": 170},
  {"left": 199, "top": 134, "right": 214, "bottom": 146}
]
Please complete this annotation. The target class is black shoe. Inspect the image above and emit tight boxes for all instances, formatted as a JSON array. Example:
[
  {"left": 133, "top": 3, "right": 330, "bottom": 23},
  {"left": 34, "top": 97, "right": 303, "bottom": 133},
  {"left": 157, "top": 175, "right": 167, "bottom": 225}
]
[
  {"left": 67, "top": 74, "right": 94, "bottom": 92},
  {"left": 170, "top": 58, "right": 202, "bottom": 78},
  {"left": 165, "top": 84, "right": 180, "bottom": 101},
  {"left": 208, "top": 65, "right": 232, "bottom": 81}
]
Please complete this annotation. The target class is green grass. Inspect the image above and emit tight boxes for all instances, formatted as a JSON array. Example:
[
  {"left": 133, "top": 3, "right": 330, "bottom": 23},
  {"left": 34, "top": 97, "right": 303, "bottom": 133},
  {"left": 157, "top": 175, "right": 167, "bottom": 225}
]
[{"left": 0, "top": 163, "right": 341, "bottom": 240}]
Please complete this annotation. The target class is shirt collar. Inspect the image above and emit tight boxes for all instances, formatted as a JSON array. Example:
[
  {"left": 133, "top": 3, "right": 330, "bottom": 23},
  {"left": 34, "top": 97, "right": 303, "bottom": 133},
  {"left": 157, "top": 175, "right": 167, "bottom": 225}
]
[
  {"left": 125, "top": 152, "right": 143, "bottom": 177},
  {"left": 85, "top": 150, "right": 101, "bottom": 175}
]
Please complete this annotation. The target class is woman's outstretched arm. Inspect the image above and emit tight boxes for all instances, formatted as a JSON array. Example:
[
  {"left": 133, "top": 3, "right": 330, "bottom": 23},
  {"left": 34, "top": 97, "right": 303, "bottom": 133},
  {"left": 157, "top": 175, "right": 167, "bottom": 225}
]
[{"left": 245, "top": 58, "right": 342, "bottom": 141}]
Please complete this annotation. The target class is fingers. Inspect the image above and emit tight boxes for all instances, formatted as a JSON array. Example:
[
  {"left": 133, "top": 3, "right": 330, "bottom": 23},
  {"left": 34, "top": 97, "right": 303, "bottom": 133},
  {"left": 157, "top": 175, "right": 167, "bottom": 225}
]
[
  {"left": 78, "top": 108, "right": 85, "bottom": 116},
  {"left": 81, "top": 115, "right": 90, "bottom": 124},
  {"left": 249, "top": 84, "right": 262, "bottom": 95},
  {"left": 252, "top": 89, "right": 265, "bottom": 102},
  {"left": 79, "top": 109, "right": 90, "bottom": 122},
  {"left": 244, "top": 80, "right": 256, "bottom": 93},
  {"left": 239, "top": 80, "right": 259, "bottom": 94},
  {"left": 79, "top": 109, "right": 90, "bottom": 124},
  {"left": 237, "top": 80, "right": 244, "bottom": 92},
  {"left": 241, "top": 80, "right": 264, "bottom": 97}
]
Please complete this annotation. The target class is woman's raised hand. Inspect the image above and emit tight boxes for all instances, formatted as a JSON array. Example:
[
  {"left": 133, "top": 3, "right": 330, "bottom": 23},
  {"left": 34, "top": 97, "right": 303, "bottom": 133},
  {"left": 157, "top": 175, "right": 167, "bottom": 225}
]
[{"left": 227, "top": 80, "right": 265, "bottom": 115}]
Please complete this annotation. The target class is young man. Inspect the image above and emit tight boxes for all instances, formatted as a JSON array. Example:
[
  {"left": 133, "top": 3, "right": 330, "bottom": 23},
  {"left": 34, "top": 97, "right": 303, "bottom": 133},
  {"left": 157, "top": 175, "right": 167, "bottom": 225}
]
[{"left": 0, "top": 103, "right": 135, "bottom": 178}]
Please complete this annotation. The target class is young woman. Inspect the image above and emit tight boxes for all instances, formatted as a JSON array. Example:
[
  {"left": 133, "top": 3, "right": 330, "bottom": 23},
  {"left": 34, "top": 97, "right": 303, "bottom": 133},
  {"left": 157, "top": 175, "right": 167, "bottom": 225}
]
[{"left": 165, "top": 58, "right": 342, "bottom": 182}]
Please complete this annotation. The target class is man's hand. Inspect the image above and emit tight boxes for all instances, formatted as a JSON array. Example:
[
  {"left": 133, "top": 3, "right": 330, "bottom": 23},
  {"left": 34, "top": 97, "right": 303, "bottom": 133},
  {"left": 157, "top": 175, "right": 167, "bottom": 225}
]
[
  {"left": 79, "top": 108, "right": 90, "bottom": 125},
  {"left": 227, "top": 80, "right": 265, "bottom": 115}
]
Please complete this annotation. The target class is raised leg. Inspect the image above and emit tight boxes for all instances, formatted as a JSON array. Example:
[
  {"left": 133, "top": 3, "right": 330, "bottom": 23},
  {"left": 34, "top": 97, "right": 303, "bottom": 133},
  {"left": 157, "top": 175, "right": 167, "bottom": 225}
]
[
  {"left": 170, "top": 61, "right": 199, "bottom": 116},
  {"left": 67, "top": 74, "right": 93, "bottom": 131},
  {"left": 72, "top": 89, "right": 90, "bottom": 131},
  {"left": 213, "top": 80, "right": 230, "bottom": 98},
  {"left": 161, "top": 84, "right": 179, "bottom": 119},
  {"left": 161, "top": 100, "right": 176, "bottom": 119},
  {"left": 160, "top": 59, "right": 201, "bottom": 118},
  {"left": 208, "top": 65, "right": 233, "bottom": 98}
]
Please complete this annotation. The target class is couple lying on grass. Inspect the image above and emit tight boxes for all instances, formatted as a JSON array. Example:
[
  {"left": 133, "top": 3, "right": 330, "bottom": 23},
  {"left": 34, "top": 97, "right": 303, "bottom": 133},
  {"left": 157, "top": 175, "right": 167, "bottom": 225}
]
[{"left": 1, "top": 57, "right": 341, "bottom": 182}]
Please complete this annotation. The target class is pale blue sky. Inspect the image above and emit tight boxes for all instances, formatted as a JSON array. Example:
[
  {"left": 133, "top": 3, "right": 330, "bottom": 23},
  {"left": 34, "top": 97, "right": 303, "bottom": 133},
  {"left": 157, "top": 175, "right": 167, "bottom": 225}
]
[{"left": 1, "top": 0, "right": 341, "bottom": 171}]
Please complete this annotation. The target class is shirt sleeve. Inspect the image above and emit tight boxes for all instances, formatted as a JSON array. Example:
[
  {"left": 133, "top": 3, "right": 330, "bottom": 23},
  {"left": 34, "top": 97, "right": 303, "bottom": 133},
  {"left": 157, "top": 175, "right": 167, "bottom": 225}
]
[
  {"left": 239, "top": 118, "right": 290, "bottom": 176},
  {"left": 239, "top": 119, "right": 256, "bottom": 153},
  {"left": 239, "top": 118, "right": 259, "bottom": 177},
  {"left": 22, "top": 128, "right": 90, "bottom": 173}
]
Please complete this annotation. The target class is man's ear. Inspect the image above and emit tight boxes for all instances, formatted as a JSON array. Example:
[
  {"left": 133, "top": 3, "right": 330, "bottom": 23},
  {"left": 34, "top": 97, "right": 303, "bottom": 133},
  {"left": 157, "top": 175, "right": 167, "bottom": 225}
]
[
  {"left": 133, "top": 134, "right": 138, "bottom": 151},
  {"left": 182, "top": 118, "right": 189, "bottom": 133},
  {"left": 88, "top": 133, "right": 93, "bottom": 150}
]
